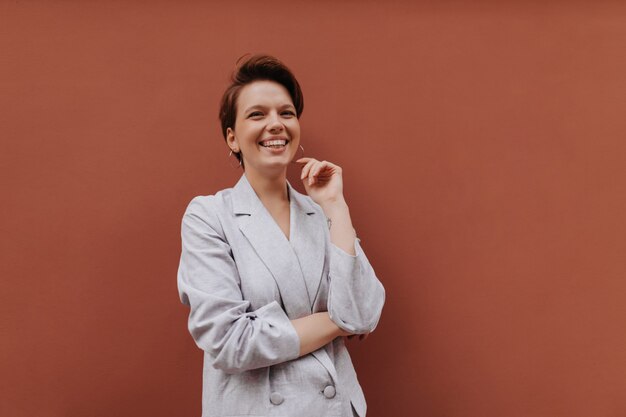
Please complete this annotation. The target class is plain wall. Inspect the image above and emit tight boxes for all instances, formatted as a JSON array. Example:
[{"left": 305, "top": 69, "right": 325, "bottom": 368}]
[{"left": 2, "top": 1, "right": 626, "bottom": 416}]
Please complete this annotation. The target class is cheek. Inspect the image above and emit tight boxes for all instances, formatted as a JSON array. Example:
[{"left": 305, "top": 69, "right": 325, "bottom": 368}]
[
  {"left": 238, "top": 124, "right": 262, "bottom": 143},
  {"left": 288, "top": 122, "right": 301, "bottom": 138}
]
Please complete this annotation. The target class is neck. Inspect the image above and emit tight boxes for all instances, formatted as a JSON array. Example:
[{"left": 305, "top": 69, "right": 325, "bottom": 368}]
[{"left": 243, "top": 167, "right": 290, "bottom": 204}]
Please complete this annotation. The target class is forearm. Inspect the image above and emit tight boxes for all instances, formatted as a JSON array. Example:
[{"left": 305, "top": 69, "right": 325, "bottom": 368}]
[
  {"left": 321, "top": 198, "right": 356, "bottom": 256},
  {"left": 322, "top": 200, "right": 386, "bottom": 334},
  {"left": 291, "top": 312, "right": 350, "bottom": 356}
]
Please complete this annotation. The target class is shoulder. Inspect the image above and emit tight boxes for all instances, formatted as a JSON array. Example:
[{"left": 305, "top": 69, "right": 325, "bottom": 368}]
[
  {"left": 184, "top": 186, "right": 235, "bottom": 214},
  {"left": 181, "top": 186, "right": 236, "bottom": 232}
]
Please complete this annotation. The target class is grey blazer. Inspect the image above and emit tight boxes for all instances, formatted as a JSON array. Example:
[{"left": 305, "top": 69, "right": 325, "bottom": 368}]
[{"left": 177, "top": 173, "right": 385, "bottom": 417}]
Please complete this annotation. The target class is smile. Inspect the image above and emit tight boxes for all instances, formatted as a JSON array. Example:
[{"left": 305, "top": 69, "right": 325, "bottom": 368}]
[{"left": 259, "top": 139, "right": 289, "bottom": 148}]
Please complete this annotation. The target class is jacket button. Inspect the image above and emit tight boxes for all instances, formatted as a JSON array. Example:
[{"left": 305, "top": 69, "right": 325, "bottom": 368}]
[
  {"left": 323, "top": 385, "right": 336, "bottom": 399},
  {"left": 270, "top": 392, "right": 284, "bottom": 405}
]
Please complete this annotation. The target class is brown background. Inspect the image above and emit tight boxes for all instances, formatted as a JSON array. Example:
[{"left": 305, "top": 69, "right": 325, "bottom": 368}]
[{"left": 2, "top": 1, "right": 626, "bottom": 416}]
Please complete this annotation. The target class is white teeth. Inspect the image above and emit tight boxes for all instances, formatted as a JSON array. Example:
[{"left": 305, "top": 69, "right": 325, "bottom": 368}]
[{"left": 261, "top": 139, "right": 287, "bottom": 147}]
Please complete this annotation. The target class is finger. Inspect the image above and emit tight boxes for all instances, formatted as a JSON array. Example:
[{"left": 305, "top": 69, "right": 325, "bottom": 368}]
[
  {"left": 311, "top": 160, "right": 335, "bottom": 181},
  {"left": 301, "top": 160, "right": 317, "bottom": 181},
  {"left": 300, "top": 158, "right": 318, "bottom": 180},
  {"left": 312, "top": 161, "right": 338, "bottom": 185},
  {"left": 304, "top": 160, "right": 320, "bottom": 185},
  {"left": 308, "top": 161, "right": 324, "bottom": 185}
]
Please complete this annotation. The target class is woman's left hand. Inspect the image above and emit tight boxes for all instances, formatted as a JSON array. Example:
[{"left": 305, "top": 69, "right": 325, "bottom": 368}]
[{"left": 296, "top": 157, "right": 345, "bottom": 207}]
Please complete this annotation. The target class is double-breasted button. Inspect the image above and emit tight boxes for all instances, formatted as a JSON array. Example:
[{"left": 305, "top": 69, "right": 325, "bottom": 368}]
[
  {"left": 323, "top": 385, "right": 336, "bottom": 399},
  {"left": 270, "top": 392, "right": 284, "bottom": 405}
]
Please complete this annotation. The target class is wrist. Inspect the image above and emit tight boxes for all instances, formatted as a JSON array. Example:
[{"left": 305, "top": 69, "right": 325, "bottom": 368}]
[
  {"left": 336, "top": 325, "right": 352, "bottom": 337},
  {"left": 326, "top": 313, "right": 351, "bottom": 337},
  {"left": 320, "top": 198, "right": 348, "bottom": 215}
]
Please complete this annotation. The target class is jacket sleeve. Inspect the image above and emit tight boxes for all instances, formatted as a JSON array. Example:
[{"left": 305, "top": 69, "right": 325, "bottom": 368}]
[
  {"left": 177, "top": 196, "right": 301, "bottom": 374},
  {"left": 327, "top": 236, "right": 386, "bottom": 334}
]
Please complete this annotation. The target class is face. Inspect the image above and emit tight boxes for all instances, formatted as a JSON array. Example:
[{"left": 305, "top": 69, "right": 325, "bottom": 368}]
[{"left": 226, "top": 80, "right": 300, "bottom": 176}]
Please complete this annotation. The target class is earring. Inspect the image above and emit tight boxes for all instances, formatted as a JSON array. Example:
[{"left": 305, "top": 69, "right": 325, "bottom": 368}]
[
  {"left": 290, "top": 145, "right": 305, "bottom": 164},
  {"left": 228, "top": 149, "right": 242, "bottom": 169},
  {"left": 296, "top": 144, "right": 305, "bottom": 159}
]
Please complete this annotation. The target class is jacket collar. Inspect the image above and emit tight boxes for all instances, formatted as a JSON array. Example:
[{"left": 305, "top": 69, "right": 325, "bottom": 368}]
[{"left": 231, "top": 172, "right": 316, "bottom": 216}]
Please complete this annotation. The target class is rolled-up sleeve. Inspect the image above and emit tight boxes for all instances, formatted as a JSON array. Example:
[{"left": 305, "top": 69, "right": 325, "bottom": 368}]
[
  {"left": 327, "top": 237, "right": 386, "bottom": 334},
  {"left": 177, "top": 196, "right": 301, "bottom": 374}
]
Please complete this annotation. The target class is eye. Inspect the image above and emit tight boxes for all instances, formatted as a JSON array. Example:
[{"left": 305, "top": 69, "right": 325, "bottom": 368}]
[
  {"left": 281, "top": 110, "right": 296, "bottom": 117},
  {"left": 247, "top": 111, "right": 264, "bottom": 119}
]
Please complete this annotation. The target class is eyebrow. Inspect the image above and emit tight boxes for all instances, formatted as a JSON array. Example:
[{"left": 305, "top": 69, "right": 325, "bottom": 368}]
[{"left": 243, "top": 103, "right": 296, "bottom": 114}]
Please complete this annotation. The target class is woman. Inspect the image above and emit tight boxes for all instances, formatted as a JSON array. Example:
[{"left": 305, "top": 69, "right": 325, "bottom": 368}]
[{"left": 177, "top": 54, "right": 385, "bottom": 417}]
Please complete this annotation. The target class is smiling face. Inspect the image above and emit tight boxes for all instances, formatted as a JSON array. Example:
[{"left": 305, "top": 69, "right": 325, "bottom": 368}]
[{"left": 226, "top": 80, "right": 301, "bottom": 177}]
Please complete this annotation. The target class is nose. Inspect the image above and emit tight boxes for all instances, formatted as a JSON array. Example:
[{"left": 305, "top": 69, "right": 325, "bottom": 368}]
[{"left": 266, "top": 111, "right": 284, "bottom": 133}]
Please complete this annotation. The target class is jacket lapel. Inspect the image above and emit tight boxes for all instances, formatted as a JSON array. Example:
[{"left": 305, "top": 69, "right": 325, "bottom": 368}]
[
  {"left": 232, "top": 174, "right": 323, "bottom": 319},
  {"left": 287, "top": 183, "right": 325, "bottom": 308},
  {"left": 288, "top": 194, "right": 339, "bottom": 385},
  {"left": 231, "top": 174, "right": 337, "bottom": 383}
]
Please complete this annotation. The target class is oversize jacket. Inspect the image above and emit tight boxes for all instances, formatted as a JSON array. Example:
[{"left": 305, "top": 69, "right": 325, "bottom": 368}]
[{"left": 177, "top": 173, "right": 385, "bottom": 417}]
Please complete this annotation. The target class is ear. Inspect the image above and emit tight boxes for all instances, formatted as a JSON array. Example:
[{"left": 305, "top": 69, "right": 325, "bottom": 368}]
[{"left": 226, "top": 127, "right": 238, "bottom": 152}]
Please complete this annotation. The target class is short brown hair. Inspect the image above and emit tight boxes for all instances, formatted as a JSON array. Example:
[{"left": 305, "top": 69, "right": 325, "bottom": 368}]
[{"left": 218, "top": 54, "right": 304, "bottom": 166}]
